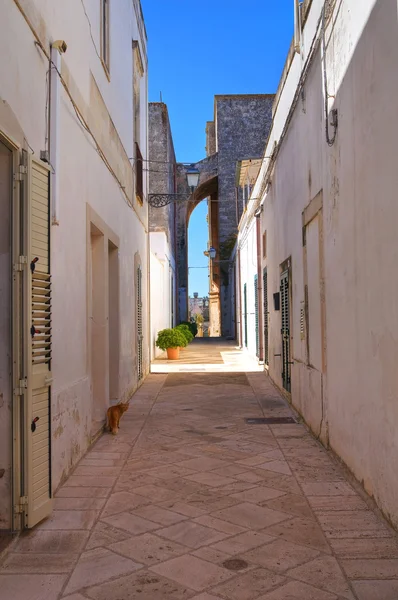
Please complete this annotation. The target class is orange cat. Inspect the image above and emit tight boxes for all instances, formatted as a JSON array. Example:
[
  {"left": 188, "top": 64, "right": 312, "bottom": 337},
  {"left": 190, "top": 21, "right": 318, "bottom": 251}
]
[{"left": 107, "top": 402, "right": 129, "bottom": 435}]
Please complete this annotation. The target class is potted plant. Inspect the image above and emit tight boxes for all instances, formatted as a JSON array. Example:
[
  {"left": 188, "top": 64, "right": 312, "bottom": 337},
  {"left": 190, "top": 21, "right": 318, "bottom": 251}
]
[
  {"left": 156, "top": 328, "right": 187, "bottom": 360},
  {"left": 180, "top": 320, "right": 198, "bottom": 338},
  {"left": 175, "top": 324, "right": 193, "bottom": 345}
]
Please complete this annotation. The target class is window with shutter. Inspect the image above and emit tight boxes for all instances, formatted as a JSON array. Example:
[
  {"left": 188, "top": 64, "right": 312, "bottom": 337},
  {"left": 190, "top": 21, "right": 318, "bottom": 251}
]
[
  {"left": 25, "top": 156, "right": 53, "bottom": 527},
  {"left": 281, "top": 268, "right": 291, "bottom": 392},
  {"left": 254, "top": 274, "right": 259, "bottom": 357},
  {"left": 263, "top": 268, "right": 269, "bottom": 365},
  {"left": 136, "top": 266, "right": 143, "bottom": 380}
]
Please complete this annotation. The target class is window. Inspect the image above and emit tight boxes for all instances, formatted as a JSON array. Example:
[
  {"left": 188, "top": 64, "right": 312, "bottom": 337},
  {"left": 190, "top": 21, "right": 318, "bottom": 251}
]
[
  {"left": 135, "top": 142, "right": 143, "bottom": 204},
  {"left": 263, "top": 231, "right": 267, "bottom": 259},
  {"left": 100, "top": 0, "right": 110, "bottom": 74},
  {"left": 133, "top": 41, "right": 144, "bottom": 203}
]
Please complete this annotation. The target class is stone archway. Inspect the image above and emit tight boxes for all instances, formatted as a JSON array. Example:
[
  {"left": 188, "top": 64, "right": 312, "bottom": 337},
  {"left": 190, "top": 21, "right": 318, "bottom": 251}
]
[{"left": 175, "top": 155, "right": 223, "bottom": 336}]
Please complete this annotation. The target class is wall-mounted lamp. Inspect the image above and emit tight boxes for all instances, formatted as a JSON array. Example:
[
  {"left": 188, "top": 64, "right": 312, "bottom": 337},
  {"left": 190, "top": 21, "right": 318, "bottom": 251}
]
[{"left": 186, "top": 166, "right": 200, "bottom": 193}]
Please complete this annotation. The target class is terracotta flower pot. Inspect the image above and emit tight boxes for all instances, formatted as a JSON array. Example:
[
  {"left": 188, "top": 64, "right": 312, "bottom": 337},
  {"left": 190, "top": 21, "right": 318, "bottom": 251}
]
[{"left": 167, "top": 347, "right": 180, "bottom": 360}]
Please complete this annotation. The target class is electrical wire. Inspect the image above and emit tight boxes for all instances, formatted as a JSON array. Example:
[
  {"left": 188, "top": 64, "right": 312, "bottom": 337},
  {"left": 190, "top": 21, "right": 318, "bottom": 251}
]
[
  {"left": 80, "top": 0, "right": 103, "bottom": 63},
  {"left": 322, "top": 3, "right": 338, "bottom": 146}
]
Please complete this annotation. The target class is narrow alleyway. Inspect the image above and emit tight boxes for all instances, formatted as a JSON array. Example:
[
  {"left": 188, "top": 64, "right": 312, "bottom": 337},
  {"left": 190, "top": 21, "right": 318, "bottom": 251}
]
[{"left": 1, "top": 342, "right": 398, "bottom": 600}]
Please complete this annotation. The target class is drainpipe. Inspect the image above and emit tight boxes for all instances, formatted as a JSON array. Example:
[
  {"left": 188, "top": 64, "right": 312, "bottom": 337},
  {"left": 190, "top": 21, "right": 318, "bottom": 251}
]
[
  {"left": 256, "top": 212, "right": 264, "bottom": 362},
  {"left": 49, "top": 43, "right": 63, "bottom": 225}
]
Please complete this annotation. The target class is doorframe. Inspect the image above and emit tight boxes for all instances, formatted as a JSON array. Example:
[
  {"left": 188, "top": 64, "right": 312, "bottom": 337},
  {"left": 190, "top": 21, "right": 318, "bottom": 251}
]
[{"left": 0, "top": 130, "right": 24, "bottom": 531}]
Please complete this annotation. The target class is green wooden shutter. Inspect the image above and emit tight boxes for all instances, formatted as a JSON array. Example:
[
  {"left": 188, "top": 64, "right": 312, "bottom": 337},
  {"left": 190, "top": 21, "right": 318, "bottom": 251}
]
[
  {"left": 263, "top": 268, "right": 269, "bottom": 365},
  {"left": 254, "top": 274, "right": 259, "bottom": 357}
]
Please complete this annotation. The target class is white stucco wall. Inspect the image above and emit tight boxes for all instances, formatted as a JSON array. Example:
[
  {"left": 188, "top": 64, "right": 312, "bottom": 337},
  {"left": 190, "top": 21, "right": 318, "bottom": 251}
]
[
  {"left": 150, "top": 232, "right": 176, "bottom": 359},
  {"left": 238, "top": 221, "right": 258, "bottom": 358},
  {"left": 0, "top": 0, "right": 150, "bottom": 521},
  {"left": 239, "top": 0, "right": 398, "bottom": 527}
]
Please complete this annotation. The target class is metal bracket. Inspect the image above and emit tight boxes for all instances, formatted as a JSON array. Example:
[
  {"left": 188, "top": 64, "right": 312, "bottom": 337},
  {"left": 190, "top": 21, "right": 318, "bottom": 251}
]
[
  {"left": 13, "top": 165, "right": 28, "bottom": 182},
  {"left": 13, "top": 256, "right": 28, "bottom": 272},
  {"left": 148, "top": 193, "right": 190, "bottom": 208},
  {"left": 14, "top": 379, "right": 28, "bottom": 396},
  {"left": 14, "top": 496, "right": 28, "bottom": 514}
]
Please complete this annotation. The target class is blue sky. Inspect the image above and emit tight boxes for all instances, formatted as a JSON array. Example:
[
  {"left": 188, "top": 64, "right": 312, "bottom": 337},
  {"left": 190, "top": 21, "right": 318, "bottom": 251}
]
[{"left": 142, "top": 1, "right": 294, "bottom": 296}]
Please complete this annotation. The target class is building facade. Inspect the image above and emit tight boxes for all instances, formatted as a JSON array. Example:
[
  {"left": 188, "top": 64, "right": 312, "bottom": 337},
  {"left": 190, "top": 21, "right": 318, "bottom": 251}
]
[
  {"left": 236, "top": 0, "right": 398, "bottom": 527},
  {"left": 148, "top": 103, "right": 177, "bottom": 358},
  {"left": 0, "top": 0, "right": 149, "bottom": 530}
]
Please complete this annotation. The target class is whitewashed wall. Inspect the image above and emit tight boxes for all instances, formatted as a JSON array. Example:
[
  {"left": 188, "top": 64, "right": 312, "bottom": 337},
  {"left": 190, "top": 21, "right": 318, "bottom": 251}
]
[
  {"left": 0, "top": 0, "right": 150, "bottom": 518},
  {"left": 150, "top": 232, "right": 176, "bottom": 358},
  {"left": 238, "top": 0, "right": 398, "bottom": 527}
]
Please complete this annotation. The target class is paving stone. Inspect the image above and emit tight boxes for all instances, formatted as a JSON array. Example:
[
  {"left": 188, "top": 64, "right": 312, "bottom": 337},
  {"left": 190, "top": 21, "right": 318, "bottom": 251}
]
[
  {"left": 329, "top": 537, "right": 398, "bottom": 558},
  {"left": 301, "top": 483, "right": 356, "bottom": 497},
  {"left": 109, "top": 532, "right": 188, "bottom": 565},
  {"left": 351, "top": 579, "right": 398, "bottom": 600},
  {"left": 176, "top": 457, "right": 231, "bottom": 471},
  {"left": 61, "top": 594, "right": 87, "bottom": 600},
  {"left": 265, "top": 517, "right": 331, "bottom": 553},
  {"left": 263, "top": 493, "right": 314, "bottom": 519},
  {"left": 86, "top": 522, "right": 130, "bottom": 550},
  {"left": 212, "top": 502, "right": 289, "bottom": 530},
  {"left": 1, "top": 552, "right": 76, "bottom": 573},
  {"left": 184, "top": 472, "right": 237, "bottom": 487},
  {"left": 54, "top": 497, "right": 106, "bottom": 511},
  {"left": 64, "top": 547, "right": 142, "bottom": 594},
  {"left": 86, "top": 569, "right": 193, "bottom": 599},
  {"left": 255, "top": 460, "right": 292, "bottom": 476},
  {"left": 145, "top": 465, "right": 197, "bottom": 479},
  {"left": 234, "top": 471, "right": 267, "bottom": 484},
  {"left": 0, "top": 574, "right": 67, "bottom": 600},
  {"left": 73, "top": 466, "right": 122, "bottom": 477},
  {"left": 159, "top": 499, "right": 207, "bottom": 517},
  {"left": 192, "top": 546, "right": 231, "bottom": 564},
  {"left": 101, "top": 512, "right": 158, "bottom": 535},
  {"left": 258, "top": 580, "right": 339, "bottom": 599},
  {"left": 131, "top": 504, "right": 187, "bottom": 526},
  {"left": 193, "top": 515, "right": 247, "bottom": 535},
  {"left": 14, "top": 530, "right": 89, "bottom": 554},
  {"left": 258, "top": 473, "right": 303, "bottom": 495},
  {"left": 56, "top": 487, "right": 110, "bottom": 498},
  {"left": 287, "top": 555, "right": 355, "bottom": 599},
  {"left": 101, "top": 491, "right": 149, "bottom": 518},
  {"left": 150, "top": 554, "right": 233, "bottom": 591},
  {"left": 211, "top": 567, "right": 286, "bottom": 600},
  {"left": 231, "top": 486, "right": 285, "bottom": 505},
  {"left": 190, "top": 594, "right": 224, "bottom": 600},
  {"left": 317, "top": 511, "right": 393, "bottom": 539},
  {"left": 63, "top": 476, "right": 117, "bottom": 488},
  {"left": 242, "top": 538, "right": 320, "bottom": 573},
  {"left": 307, "top": 496, "right": 368, "bottom": 512},
  {"left": 39, "top": 510, "right": 98, "bottom": 531},
  {"left": 212, "top": 531, "right": 276, "bottom": 555},
  {"left": 342, "top": 558, "right": 398, "bottom": 578},
  {"left": 132, "top": 484, "right": 178, "bottom": 502},
  {"left": 156, "top": 521, "right": 228, "bottom": 548}
]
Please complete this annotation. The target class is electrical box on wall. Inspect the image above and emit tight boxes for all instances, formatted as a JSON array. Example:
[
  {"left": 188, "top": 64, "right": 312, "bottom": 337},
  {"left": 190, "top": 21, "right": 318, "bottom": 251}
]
[{"left": 273, "top": 292, "right": 280, "bottom": 311}]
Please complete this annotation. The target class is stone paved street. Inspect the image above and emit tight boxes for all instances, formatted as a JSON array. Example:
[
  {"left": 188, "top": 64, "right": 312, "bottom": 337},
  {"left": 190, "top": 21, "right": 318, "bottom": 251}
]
[{"left": 1, "top": 342, "right": 398, "bottom": 600}]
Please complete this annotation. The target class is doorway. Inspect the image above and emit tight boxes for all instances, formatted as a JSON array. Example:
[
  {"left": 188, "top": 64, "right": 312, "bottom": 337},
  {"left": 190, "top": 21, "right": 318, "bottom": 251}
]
[
  {"left": 108, "top": 240, "right": 119, "bottom": 403},
  {"left": 90, "top": 224, "right": 106, "bottom": 434},
  {"left": 0, "top": 140, "right": 12, "bottom": 530}
]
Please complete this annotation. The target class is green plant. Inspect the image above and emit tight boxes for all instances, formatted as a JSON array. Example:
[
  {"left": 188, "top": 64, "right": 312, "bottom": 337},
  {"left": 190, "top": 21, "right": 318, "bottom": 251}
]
[
  {"left": 194, "top": 313, "right": 204, "bottom": 325},
  {"left": 156, "top": 328, "right": 187, "bottom": 351},
  {"left": 180, "top": 320, "right": 198, "bottom": 337},
  {"left": 175, "top": 324, "right": 194, "bottom": 344}
]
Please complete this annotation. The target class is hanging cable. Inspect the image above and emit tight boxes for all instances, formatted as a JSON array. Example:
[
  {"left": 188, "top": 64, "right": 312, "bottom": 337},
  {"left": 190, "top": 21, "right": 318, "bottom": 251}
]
[{"left": 322, "top": 3, "right": 338, "bottom": 146}]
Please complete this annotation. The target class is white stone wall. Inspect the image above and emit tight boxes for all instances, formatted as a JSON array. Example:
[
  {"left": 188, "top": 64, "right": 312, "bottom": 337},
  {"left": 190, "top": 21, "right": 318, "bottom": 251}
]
[
  {"left": 0, "top": 0, "right": 149, "bottom": 523},
  {"left": 150, "top": 232, "right": 176, "bottom": 359},
  {"left": 238, "top": 0, "right": 398, "bottom": 527}
]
